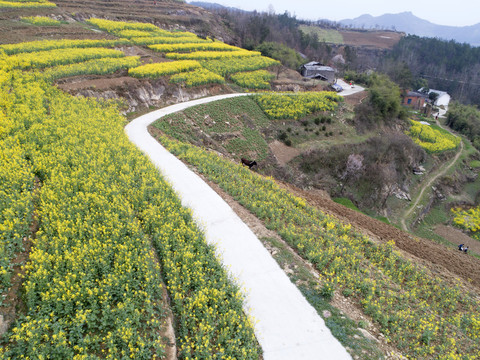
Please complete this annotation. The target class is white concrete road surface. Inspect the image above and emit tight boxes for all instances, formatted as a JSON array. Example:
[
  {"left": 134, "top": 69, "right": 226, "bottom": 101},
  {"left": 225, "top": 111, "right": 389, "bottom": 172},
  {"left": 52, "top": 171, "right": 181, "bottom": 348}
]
[
  {"left": 125, "top": 93, "right": 352, "bottom": 360},
  {"left": 335, "top": 78, "right": 365, "bottom": 96}
]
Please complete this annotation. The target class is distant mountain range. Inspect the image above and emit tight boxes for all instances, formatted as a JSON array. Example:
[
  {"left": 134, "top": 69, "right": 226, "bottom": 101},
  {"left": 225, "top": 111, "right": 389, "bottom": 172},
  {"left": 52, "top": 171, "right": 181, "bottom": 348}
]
[
  {"left": 338, "top": 12, "right": 480, "bottom": 46},
  {"left": 189, "top": 1, "right": 248, "bottom": 13},
  {"left": 189, "top": 2, "right": 480, "bottom": 47}
]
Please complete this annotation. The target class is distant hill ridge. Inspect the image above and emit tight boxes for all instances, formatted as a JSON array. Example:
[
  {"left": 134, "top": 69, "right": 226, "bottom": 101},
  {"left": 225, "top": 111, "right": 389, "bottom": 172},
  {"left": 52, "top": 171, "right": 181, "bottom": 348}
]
[
  {"left": 189, "top": 1, "right": 248, "bottom": 13},
  {"left": 339, "top": 11, "right": 480, "bottom": 46}
]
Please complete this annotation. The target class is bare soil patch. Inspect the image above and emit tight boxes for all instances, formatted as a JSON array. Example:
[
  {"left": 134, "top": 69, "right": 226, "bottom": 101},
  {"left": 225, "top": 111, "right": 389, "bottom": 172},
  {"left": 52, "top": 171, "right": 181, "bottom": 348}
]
[
  {"left": 341, "top": 30, "right": 403, "bottom": 49},
  {"left": 342, "top": 90, "right": 368, "bottom": 106},
  {"left": 57, "top": 75, "right": 141, "bottom": 92},
  {"left": 0, "top": 20, "right": 114, "bottom": 44},
  {"left": 268, "top": 140, "right": 301, "bottom": 166}
]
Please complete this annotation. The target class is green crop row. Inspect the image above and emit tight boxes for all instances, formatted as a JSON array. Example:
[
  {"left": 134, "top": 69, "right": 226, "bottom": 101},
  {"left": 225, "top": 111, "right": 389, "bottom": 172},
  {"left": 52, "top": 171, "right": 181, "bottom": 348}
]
[
  {"left": 43, "top": 56, "right": 141, "bottom": 81},
  {"left": 170, "top": 68, "right": 225, "bottom": 87},
  {"left": 166, "top": 50, "right": 260, "bottom": 60},
  {"left": 5, "top": 47, "right": 125, "bottom": 70},
  {"left": 86, "top": 18, "right": 159, "bottom": 33},
  {"left": 201, "top": 56, "right": 280, "bottom": 77},
  {"left": 129, "top": 60, "right": 201, "bottom": 78},
  {"left": 150, "top": 42, "right": 241, "bottom": 53},
  {"left": 253, "top": 92, "right": 342, "bottom": 119},
  {"left": 20, "top": 16, "right": 61, "bottom": 26},
  {"left": 230, "top": 70, "right": 275, "bottom": 89},
  {"left": 0, "top": 39, "right": 129, "bottom": 55},
  {"left": 130, "top": 36, "right": 210, "bottom": 45}
]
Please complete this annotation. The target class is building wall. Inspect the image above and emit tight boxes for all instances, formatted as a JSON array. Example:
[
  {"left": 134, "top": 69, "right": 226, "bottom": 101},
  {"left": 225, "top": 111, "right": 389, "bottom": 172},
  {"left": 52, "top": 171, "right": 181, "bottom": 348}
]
[
  {"left": 300, "top": 67, "right": 335, "bottom": 83},
  {"left": 403, "top": 96, "right": 425, "bottom": 109}
]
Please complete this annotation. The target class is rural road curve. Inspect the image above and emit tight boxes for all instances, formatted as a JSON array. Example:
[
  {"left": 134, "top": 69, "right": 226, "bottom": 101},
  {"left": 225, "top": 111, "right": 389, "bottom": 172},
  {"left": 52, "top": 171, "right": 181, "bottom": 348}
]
[
  {"left": 336, "top": 78, "right": 365, "bottom": 96},
  {"left": 125, "top": 93, "right": 352, "bottom": 360}
]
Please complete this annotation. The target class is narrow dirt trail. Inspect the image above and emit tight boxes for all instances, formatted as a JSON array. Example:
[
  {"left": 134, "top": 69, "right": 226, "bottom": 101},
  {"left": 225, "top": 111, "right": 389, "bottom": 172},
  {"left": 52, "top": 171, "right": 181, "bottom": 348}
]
[{"left": 401, "top": 137, "right": 464, "bottom": 232}]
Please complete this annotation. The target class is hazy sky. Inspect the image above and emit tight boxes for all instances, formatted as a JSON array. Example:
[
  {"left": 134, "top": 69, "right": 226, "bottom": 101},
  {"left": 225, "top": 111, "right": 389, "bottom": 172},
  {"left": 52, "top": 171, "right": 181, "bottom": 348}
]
[{"left": 194, "top": 0, "right": 480, "bottom": 27}]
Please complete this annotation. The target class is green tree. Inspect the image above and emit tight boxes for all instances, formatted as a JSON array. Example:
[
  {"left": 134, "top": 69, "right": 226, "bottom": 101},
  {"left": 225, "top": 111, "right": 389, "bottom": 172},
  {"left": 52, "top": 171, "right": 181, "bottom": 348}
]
[
  {"left": 368, "top": 73, "right": 402, "bottom": 120},
  {"left": 255, "top": 41, "right": 303, "bottom": 69}
]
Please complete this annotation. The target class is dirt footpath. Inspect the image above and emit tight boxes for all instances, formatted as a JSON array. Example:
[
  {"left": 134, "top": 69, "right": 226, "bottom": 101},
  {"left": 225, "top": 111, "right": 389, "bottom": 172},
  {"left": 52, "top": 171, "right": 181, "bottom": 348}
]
[{"left": 280, "top": 183, "right": 480, "bottom": 291}]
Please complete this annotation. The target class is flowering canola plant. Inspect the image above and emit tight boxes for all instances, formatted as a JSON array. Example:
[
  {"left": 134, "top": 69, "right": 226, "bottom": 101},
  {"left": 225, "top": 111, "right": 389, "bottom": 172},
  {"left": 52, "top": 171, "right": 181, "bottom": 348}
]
[
  {"left": 254, "top": 92, "right": 342, "bottom": 120},
  {"left": 451, "top": 206, "right": 480, "bottom": 240},
  {"left": 230, "top": 70, "right": 275, "bottom": 89},
  {"left": 0, "top": 38, "right": 129, "bottom": 55},
  {"left": 5, "top": 47, "right": 125, "bottom": 70},
  {"left": 130, "top": 36, "right": 211, "bottom": 45},
  {"left": 0, "top": 37, "right": 261, "bottom": 358},
  {"left": 165, "top": 50, "right": 260, "bottom": 60},
  {"left": 86, "top": 18, "right": 160, "bottom": 33},
  {"left": 129, "top": 60, "right": 201, "bottom": 78},
  {"left": 170, "top": 68, "right": 225, "bottom": 87},
  {"left": 0, "top": 0, "right": 56, "bottom": 8},
  {"left": 407, "top": 120, "right": 460, "bottom": 153},
  {"left": 149, "top": 42, "right": 241, "bottom": 53},
  {"left": 157, "top": 131, "right": 480, "bottom": 360},
  {"left": 86, "top": 18, "right": 200, "bottom": 41},
  {"left": 0, "top": 138, "right": 34, "bottom": 300},
  {"left": 201, "top": 56, "right": 280, "bottom": 77},
  {"left": 83, "top": 17, "right": 277, "bottom": 89}
]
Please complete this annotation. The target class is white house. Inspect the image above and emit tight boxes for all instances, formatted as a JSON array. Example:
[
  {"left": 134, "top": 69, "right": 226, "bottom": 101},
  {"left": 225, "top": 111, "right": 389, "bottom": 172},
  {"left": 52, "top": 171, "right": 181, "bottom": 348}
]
[{"left": 418, "top": 88, "right": 451, "bottom": 107}]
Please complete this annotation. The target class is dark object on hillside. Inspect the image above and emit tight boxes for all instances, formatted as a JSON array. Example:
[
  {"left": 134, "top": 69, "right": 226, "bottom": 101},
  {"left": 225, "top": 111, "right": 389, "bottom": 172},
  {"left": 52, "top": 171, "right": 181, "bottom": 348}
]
[
  {"left": 458, "top": 244, "right": 469, "bottom": 253},
  {"left": 241, "top": 158, "right": 257, "bottom": 169}
]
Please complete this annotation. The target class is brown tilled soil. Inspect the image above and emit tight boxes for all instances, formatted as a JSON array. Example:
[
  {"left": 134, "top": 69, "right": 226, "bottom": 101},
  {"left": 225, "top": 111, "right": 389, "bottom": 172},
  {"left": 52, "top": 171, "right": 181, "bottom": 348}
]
[
  {"left": 268, "top": 140, "right": 301, "bottom": 166},
  {"left": 343, "top": 90, "right": 368, "bottom": 106},
  {"left": 341, "top": 30, "right": 403, "bottom": 49},
  {"left": 435, "top": 224, "right": 480, "bottom": 254}
]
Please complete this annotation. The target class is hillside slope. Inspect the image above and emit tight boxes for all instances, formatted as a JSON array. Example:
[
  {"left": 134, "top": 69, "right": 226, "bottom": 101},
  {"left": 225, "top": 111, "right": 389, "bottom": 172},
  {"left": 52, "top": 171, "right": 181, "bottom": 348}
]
[
  {"left": 1, "top": 2, "right": 480, "bottom": 358},
  {"left": 0, "top": 0, "right": 237, "bottom": 44}
]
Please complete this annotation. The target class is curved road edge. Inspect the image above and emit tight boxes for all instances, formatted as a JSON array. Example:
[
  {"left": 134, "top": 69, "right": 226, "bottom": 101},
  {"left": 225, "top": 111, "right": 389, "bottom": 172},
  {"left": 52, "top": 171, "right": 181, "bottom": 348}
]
[{"left": 125, "top": 94, "right": 352, "bottom": 360}]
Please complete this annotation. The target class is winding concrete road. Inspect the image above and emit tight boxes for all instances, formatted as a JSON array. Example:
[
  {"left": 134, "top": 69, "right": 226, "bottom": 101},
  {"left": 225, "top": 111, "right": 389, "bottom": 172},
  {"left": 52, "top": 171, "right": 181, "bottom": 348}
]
[{"left": 125, "top": 94, "right": 351, "bottom": 360}]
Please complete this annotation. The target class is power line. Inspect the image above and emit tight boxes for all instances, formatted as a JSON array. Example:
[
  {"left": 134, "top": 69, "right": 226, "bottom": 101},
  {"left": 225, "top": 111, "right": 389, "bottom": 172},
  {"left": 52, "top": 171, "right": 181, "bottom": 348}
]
[{"left": 420, "top": 74, "right": 480, "bottom": 87}]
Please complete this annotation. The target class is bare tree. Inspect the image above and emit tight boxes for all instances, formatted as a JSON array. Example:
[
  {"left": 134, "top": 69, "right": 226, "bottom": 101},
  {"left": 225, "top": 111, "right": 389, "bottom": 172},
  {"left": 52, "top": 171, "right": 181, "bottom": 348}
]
[
  {"left": 380, "top": 163, "right": 398, "bottom": 209},
  {"left": 340, "top": 153, "right": 364, "bottom": 193}
]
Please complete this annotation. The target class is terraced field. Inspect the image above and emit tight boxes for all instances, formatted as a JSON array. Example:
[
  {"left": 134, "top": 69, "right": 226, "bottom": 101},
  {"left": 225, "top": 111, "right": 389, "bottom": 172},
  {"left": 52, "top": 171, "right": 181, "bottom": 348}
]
[
  {"left": 0, "top": 3, "right": 479, "bottom": 360},
  {"left": 0, "top": 15, "right": 276, "bottom": 359}
]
